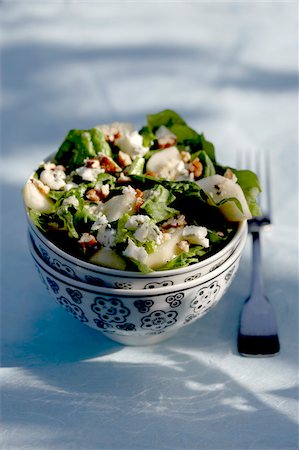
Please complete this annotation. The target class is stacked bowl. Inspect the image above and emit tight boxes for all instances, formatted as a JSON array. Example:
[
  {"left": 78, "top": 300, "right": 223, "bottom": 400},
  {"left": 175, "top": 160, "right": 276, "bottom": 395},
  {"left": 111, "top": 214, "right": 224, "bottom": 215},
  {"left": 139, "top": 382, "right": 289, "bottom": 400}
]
[{"left": 27, "top": 217, "right": 248, "bottom": 345}]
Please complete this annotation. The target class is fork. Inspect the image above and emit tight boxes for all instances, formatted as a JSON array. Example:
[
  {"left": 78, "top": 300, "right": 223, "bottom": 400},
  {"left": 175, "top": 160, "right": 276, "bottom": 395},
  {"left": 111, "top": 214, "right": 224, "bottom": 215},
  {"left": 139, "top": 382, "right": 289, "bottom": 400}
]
[{"left": 237, "top": 150, "right": 280, "bottom": 357}]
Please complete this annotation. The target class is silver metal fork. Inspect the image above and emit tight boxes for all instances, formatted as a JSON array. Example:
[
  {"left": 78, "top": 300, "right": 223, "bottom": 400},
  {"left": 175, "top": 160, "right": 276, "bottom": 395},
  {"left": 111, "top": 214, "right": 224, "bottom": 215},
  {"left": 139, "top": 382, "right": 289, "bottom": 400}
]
[{"left": 237, "top": 150, "right": 280, "bottom": 357}]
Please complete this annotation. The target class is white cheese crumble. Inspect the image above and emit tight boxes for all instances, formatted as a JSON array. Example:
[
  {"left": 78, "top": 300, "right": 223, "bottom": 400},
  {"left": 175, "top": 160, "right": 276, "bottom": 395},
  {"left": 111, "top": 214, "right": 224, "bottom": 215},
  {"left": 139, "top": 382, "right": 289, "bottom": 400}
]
[
  {"left": 90, "top": 211, "right": 115, "bottom": 247},
  {"left": 61, "top": 195, "right": 79, "bottom": 208},
  {"left": 125, "top": 214, "right": 149, "bottom": 230},
  {"left": 91, "top": 212, "right": 109, "bottom": 231},
  {"left": 125, "top": 214, "right": 162, "bottom": 245},
  {"left": 115, "top": 131, "right": 149, "bottom": 159},
  {"left": 76, "top": 166, "right": 104, "bottom": 182},
  {"left": 135, "top": 222, "right": 163, "bottom": 245},
  {"left": 43, "top": 161, "right": 57, "bottom": 171},
  {"left": 182, "top": 225, "right": 209, "bottom": 248},
  {"left": 64, "top": 181, "right": 78, "bottom": 191},
  {"left": 123, "top": 238, "right": 148, "bottom": 264},
  {"left": 159, "top": 159, "right": 185, "bottom": 179},
  {"left": 175, "top": 160, "right": 189, "bottom": 180},
  {"left": 96, "top": 226, "right": 116, "bottom": 248},
  {"left": 122, "top": 185, "right": 136, "bottom": 197},
  {"left": 40, "top": 168, "right": 66, "bottom": 190}
]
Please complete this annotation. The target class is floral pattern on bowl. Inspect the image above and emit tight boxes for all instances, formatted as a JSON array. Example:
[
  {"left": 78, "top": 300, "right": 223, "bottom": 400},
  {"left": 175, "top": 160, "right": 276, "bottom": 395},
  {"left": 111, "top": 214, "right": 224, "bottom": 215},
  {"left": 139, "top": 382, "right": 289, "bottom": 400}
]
[{"left": 29, "top": 233, "right": 244, "bottom": 346}]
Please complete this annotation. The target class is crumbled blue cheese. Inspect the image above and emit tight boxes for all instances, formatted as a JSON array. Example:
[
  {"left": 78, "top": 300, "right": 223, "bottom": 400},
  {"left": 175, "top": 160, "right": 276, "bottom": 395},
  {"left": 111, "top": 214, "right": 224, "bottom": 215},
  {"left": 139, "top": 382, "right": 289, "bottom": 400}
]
[
  {"left": 135, "top": 222, "right": 162, "bottom": 245},
  {"left": 91, "top": 212, "right": 109, "bottom": 231},
  {"left": 125, "top": 214, "right": 162, "bottom": 245},
  {"left": 64, "top": 181, "right": 78, "bottom": 191},
  {"left": 123, "top": 238, "right": 148, "bottom": 263},
  {"left": 61, "top": 195, "right": 79, "bottom": 208},
  {"left": 175, "top": 160, "right": 189, "bottom": 180},
  {"left": 76, "top": 166, "right": 104, "bottom": 182},
  {"left": 125, "top": 214, "right": 149, "bottom": 229},
  {"left": 115, "top": 131, "right": 149, "bottom": 159},
  {"left": 96, "top": 226, "right": 116, "bottom": 248},
  {"left": 159, "top": 158, "right": 187, "bottom": 179},
  {"left": 122, "top": 185, "right": 136, "bottom": 197},
  {"left": 182, "top": 225, "right": 209, "bottom": 248},
  {"left": 40, "top": 168, "right": 66, "bottom": 190},
  {"left": 90, "top": 211, "right": 115, "bottom": 247}
]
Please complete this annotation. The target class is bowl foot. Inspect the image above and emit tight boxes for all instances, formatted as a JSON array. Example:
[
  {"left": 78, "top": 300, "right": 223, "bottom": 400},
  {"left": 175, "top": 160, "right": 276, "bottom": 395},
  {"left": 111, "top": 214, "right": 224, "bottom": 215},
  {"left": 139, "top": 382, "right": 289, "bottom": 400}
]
[{"left": 102, "top": 329, "right": 179, "bottom": 346}]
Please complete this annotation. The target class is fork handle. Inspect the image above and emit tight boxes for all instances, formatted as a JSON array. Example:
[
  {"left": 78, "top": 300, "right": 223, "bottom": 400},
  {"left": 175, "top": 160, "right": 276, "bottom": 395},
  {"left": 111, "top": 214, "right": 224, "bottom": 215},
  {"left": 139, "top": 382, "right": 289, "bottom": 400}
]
[{"left": 250, "top": 231, "right": 265, "bottom": 301}]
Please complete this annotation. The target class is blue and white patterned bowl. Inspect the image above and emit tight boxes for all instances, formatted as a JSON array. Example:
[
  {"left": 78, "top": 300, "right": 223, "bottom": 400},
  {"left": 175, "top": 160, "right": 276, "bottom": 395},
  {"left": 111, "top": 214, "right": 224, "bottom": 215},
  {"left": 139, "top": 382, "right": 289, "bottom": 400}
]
[
  {"left": 27, "top": 216, "right": 247, "bottom": 290},
  {"left": 28, "top": 230, "right": 247, "bottom": 345}
]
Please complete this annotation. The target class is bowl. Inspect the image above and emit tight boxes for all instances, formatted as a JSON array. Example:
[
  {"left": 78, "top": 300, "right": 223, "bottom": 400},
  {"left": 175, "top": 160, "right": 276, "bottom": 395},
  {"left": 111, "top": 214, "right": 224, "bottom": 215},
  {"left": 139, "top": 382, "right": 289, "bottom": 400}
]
[
  {"left": 27, "top": 216, "right": 247, "bottom": 289},
  {"left": 27, "top": 228, "right": 247, "bottom": 345}
]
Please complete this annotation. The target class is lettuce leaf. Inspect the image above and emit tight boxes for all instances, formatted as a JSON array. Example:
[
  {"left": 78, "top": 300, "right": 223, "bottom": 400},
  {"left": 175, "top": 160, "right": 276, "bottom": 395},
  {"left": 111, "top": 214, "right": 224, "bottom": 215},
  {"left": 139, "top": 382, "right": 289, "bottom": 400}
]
[
  {"left": 58, "top": 209, "right": 79, "bottom": 239},
  {"left": 132, "top": 175, "right": 224, "bottom": 228},
  {"left": 147, "top": 109, "right": 187, "bottom": 132},
  {"left": 140, "top": 184, "right": 179, "bottom": 223},
  {"left": 115, "top": 213, "right": 131, "bottom": 245},
  {"left": 124, "top": 256, "right": 153, "bottom": 274},
  {"left": 145, "top": 109, "right": 216, "bottom": 161},
  {"left": 125, "top": 156, "right": 145, "bottom": 175},
  {"left": 170, "top": 123, "right": 202, "bottom": 147},
  {"left": 132, "top": 174, "right": 208, "bottom": 199},
  {"left": 90, "top": 128, "right": 111, "bottom": 156},
  {"left": 139, "top": 126, "right": 155, "bottom": 148},
  {"left": 94, "top": 173, "right": 116, "bottom": 189},
  {"left": 196, "top": 150, "right": 216, "bottom": 177},
  {"left": 28, "top": 209, "right": 49, "bottom": 232},
  {"left": 55, "top": 128, "right": 111, "bottom": 170},
  {"left": 232, "top": 169, "right": 262, "bottom": 217},
  {"left": 51, "top": 185, "right": 96, "bottom": 238},
  {"left": 201, "top": 134, "right": 216, "bottom": 162}
]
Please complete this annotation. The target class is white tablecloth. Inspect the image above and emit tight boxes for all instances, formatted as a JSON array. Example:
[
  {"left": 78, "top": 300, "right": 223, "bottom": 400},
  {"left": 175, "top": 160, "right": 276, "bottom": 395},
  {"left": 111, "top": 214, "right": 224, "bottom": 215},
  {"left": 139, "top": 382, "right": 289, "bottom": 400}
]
[{"left": 1, "top": 2, "right": 298, "bottom": 449}]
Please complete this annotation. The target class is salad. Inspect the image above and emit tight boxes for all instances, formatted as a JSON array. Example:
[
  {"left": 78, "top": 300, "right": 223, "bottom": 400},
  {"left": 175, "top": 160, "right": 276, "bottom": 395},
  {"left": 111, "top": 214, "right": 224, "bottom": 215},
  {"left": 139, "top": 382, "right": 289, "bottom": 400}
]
[{"left": 23, "top": 109, "right": 261, "bottom": 273}]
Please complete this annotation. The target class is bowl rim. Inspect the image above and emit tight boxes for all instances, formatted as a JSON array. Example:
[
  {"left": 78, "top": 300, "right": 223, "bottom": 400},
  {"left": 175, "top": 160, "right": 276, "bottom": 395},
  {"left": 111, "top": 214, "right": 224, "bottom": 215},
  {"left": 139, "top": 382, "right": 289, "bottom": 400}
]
[
  {"left": 27, "top": 212, "right": 247, "bottom": 278},
  {"left": 28, "top": 227, "right": 247, "bottom": 296}
]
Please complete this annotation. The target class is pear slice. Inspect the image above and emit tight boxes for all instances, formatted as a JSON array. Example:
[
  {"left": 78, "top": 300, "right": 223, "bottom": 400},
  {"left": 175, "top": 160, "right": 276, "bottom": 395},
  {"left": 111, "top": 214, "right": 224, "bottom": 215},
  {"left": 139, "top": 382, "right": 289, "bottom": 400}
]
[
  {"left": 89, "top": 247, "right": 126, "bottom": 270},
  {"left": 146, "top": 229, "right": 183, "bottom": 269},
  {"left": 101, "top": 192, "right": 136, "bottom": 222},
  {"left": 23, "top": 180, "right": 53, "bottom": 213},
  {"left": 197, "top": 174, "right": 252, "bottom": 221},
  {"left": 146, "top": 146, "right": 182, "bottom": 179}
]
